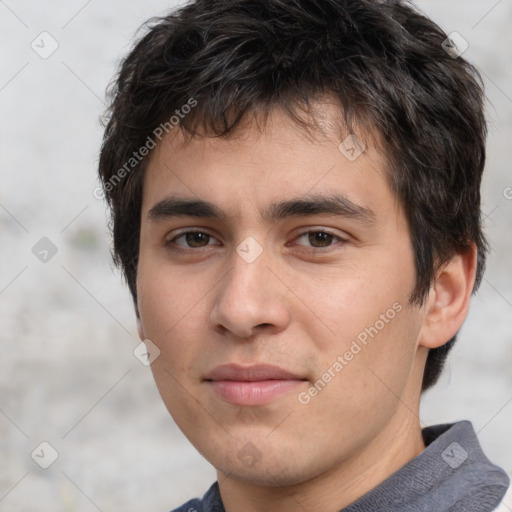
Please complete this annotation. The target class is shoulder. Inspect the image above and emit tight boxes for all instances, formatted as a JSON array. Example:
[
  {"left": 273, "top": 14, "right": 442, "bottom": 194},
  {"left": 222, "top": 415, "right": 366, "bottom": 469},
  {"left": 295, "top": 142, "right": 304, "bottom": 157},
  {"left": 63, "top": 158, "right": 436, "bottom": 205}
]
[
  {"left": 170, "top": 500, "right": 203, "bottom": 512},
  {"left": 169, "top": 482, "right": 223, "bottom": 512},
  {"left": 493, "top": 482, "right": 512, "bottom": 512}
]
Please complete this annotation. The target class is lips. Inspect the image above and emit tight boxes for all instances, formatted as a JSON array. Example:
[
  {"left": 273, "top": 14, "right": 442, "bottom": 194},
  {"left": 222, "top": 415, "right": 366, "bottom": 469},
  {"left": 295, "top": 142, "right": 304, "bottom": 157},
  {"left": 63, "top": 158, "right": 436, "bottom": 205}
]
[
  {"left": 204, "top": 364, "right": 307, "bottom": 406},
  {"left": 205, "top": 364, "right": 304, "bottom": 382}
]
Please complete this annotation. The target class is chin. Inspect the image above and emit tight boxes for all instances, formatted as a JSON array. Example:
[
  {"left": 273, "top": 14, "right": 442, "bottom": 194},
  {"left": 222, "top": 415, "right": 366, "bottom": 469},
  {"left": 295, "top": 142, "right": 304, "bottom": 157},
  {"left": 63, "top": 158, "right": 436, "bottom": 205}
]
[{"left": 208, "top": 440, "right": 322, "bottom": 488}]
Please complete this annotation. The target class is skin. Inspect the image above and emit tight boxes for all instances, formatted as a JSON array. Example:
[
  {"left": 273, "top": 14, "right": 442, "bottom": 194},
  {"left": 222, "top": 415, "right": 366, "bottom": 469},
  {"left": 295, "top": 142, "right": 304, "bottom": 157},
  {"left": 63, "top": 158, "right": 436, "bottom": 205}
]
[{"left": 136, "top": 101, "right": 477, "bottom": 512}]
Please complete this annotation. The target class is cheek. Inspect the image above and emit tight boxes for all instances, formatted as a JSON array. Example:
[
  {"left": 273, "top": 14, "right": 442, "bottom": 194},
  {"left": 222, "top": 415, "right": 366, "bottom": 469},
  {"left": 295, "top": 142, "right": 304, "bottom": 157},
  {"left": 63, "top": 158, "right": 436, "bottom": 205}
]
[
  {"left": 296, "top": 244, "right": 420, "bottom": 394},
  {"left": 297, "top": 257, "right": 414, "bottom": 349},
  {"left": 137, "top": 263, "right": 211, "bottom": 429},
  {"left": 295, "top": 305, "right": 422, "bottom": 448},
  {"left": 136, "top": 261, "right": 204, "bottom": 367}
]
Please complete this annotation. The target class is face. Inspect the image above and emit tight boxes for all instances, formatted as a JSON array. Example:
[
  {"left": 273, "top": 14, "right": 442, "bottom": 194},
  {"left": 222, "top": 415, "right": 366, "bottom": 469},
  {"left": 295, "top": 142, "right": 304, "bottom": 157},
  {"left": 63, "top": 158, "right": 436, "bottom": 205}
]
[{"left": 136, "top": 103, "right": 428, "bottom": 487}]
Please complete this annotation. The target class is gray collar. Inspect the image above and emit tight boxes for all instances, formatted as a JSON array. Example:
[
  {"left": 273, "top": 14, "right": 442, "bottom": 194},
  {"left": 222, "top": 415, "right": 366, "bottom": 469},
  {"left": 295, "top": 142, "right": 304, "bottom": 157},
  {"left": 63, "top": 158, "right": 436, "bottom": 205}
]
[{"left": 342, "top": 421, "right": 509, "bottom": 511}]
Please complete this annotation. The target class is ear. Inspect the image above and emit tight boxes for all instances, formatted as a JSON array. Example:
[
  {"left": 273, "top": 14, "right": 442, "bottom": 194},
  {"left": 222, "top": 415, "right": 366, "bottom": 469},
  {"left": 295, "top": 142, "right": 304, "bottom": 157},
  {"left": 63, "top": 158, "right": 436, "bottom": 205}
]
[
  {"left": 135, "top": 303, "right": 146, "bottom": 341},
  {"left": 419, "top": 244, "right": 477, "bottom": 349}
]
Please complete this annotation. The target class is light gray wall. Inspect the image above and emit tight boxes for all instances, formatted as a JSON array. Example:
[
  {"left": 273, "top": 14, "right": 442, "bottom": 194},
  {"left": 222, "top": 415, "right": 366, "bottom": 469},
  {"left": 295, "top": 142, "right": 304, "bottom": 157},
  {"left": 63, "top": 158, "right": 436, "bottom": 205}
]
[{"left": 0, "top": 1, "right": 510, "bottom": 510}]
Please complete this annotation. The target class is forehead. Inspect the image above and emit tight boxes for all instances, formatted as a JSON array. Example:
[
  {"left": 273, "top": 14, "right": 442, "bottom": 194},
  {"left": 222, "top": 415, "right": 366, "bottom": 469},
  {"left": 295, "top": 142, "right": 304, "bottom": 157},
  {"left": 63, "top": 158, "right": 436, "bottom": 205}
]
[{"left": 141, "top": 102, "right": 398, "bottom": 224}]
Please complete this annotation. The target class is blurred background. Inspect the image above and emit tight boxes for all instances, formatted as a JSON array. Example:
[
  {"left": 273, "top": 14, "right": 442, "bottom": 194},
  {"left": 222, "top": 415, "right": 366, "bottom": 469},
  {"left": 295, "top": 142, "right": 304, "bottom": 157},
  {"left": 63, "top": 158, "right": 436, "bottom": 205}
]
[{"left": 0, "top": 0, "right": 511, "bottom": 510}]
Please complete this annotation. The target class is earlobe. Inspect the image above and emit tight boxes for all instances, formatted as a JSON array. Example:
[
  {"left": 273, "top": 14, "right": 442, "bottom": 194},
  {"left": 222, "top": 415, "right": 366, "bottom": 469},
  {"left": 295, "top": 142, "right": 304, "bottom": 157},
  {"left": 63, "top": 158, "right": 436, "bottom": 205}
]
[{"left": 419, "top": 245, "right": 477, "bottom": 349}]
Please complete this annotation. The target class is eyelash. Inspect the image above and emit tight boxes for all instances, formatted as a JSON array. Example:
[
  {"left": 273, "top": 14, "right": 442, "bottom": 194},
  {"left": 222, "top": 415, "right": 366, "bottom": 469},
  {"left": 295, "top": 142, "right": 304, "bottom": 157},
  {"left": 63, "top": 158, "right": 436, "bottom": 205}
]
[{"left": 165, "top": 228, "right": 348, "bottom": 254}]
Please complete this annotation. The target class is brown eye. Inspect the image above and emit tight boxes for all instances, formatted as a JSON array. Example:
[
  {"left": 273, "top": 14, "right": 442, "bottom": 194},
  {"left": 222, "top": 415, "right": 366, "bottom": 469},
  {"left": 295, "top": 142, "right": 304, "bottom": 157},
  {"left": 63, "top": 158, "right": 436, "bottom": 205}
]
[
  {"left": 168, "top": 230, "right": 218, "bottom": 249},
  {"left": 295, "top": 230, "right": 345, "bottom": 249},
  {"left": 308, "top": 231, "right": 334, "bottom": 247},
  {"left": 184, "top": 232, "right": 211, "bottom": 248}
]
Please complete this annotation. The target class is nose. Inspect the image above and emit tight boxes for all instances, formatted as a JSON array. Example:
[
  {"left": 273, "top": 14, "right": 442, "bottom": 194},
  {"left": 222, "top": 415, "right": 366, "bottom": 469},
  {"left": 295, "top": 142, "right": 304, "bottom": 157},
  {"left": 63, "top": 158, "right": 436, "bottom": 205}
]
[{"left": 209, "top": 246, "right": 291, "bottom": 339}]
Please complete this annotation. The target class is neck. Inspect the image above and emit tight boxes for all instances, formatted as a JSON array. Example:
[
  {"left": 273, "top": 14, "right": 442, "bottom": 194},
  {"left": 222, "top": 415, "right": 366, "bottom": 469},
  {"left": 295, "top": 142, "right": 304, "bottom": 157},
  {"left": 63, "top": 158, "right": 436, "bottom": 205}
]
[{"left": 218, "top": 412, "right": 426, "bottom": 512}]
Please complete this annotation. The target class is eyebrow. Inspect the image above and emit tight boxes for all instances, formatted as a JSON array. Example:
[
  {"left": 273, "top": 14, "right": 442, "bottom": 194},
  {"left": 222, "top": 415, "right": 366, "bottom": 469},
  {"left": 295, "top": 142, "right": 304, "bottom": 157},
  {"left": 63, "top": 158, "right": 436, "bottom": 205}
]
[{"left": 148, "top": 193, "right": 376, "bottom": 225}]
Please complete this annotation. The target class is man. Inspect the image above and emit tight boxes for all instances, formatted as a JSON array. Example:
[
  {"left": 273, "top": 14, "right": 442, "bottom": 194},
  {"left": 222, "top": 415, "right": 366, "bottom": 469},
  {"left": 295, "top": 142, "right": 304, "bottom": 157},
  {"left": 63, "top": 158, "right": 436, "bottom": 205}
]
[{"left": 98, "top": 0, "right": 510, "bottom": 510}]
